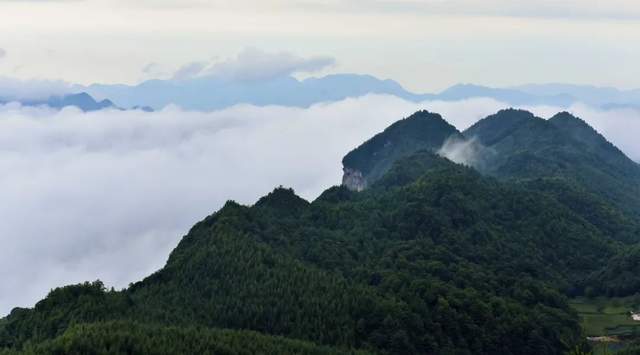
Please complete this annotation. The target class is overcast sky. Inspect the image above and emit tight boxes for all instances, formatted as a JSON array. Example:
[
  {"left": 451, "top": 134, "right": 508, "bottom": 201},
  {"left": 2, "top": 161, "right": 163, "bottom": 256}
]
[{"left": 1, "top": 0, "right": 640, "bottom": 91}]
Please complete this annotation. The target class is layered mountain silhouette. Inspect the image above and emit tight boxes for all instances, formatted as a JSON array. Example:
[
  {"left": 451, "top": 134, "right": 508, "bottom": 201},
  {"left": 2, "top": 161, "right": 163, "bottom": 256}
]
[
  {"left": 0, "top": 92, "right": 115, "bottom": 111},
  {"left": 0, "top": 92, "right": 154, "bottom": 112},
  {"left": 2, "top": 109, "right": 640, "bottom": 355},
  {"left": 84, "top": 74, "right": 430, "bottom": 111},
  {"left": 81, "top": 73, "right": 640, "bottom": 111},
  {"left": 5, "top": 74, "right": 640, "bottom": 112}
]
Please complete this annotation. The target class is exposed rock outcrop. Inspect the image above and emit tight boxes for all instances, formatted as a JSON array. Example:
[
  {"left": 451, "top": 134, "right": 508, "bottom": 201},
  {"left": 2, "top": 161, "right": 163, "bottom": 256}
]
[{"left": 342, "top": 167, "right": 366, "bottom": 191}]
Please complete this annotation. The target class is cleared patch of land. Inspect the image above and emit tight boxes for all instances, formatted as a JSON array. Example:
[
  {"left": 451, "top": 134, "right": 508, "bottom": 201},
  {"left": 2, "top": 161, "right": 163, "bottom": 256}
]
[
  {"left": 570, "top": 297, "right": 640, "bottom": 337},
  {"left": 570, "top": 297, "right": 640, "bottom": 354}
]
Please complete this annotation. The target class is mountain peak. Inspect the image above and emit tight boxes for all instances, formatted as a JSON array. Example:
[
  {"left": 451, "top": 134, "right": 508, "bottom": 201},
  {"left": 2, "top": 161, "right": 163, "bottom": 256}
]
[
  {"left": 463, "top": 108, "right": 538, "bottom": 146},
  {"left": 549, "top": 111, "right": 579, "bottom": 121},
  {"left": 254, "top": 187, "right": 309, "bottom": 214},
  {"left": 44, "top": 92, "right": 116, "bottom": 111},
  {"left": 341, "top": 110, "right": 462, "bottom": 190},
  {"left": 549, "top": 111, "right": 638, "bottom": 176},
  {"left": 549, "top": 111, "right": 609, "bottom": 144}
]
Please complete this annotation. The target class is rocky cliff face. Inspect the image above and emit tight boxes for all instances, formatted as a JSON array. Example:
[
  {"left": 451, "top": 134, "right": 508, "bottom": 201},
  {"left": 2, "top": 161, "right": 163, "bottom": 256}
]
[{"left": 342, "top": 167, "right": 366, "bottom": 191}]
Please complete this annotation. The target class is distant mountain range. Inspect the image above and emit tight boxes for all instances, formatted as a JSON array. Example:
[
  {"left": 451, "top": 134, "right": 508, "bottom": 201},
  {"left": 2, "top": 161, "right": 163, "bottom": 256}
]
[
  {"left": 4, "top": 74, "right": 640, "bottom": 113},
  {"left": 83, "top": 74, "right": 428, "bottom": 111},
  {"left": 0, "top": 92, "right": 153, "bottom": 112},
  {"left": 82, "top": 74, "right": 640, "bottom": 111},
  {"left": 512, "top": 83, "right": 640, "bottom": 108},
  {"left": 0, "top": 92, "right": 115, "bottom": 112}
]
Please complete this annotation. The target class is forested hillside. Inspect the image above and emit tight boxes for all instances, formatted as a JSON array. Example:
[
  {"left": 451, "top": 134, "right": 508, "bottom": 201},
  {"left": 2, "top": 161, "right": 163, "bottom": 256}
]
[
  {"left": 2, "top": 109, "right": 639, "bottom": 355},
  {"left": 464, "top": 109, "right": 640, "bottom": 218}
]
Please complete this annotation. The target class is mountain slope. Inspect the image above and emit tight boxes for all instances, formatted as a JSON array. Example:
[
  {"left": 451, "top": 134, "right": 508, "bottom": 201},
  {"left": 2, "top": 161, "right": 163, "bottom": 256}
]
[
  {"left": 464, "top": 109, "right": 640, "bottom": 218},
  {"left": 0, "top": 320, "right": 367, "bottom": 355}
]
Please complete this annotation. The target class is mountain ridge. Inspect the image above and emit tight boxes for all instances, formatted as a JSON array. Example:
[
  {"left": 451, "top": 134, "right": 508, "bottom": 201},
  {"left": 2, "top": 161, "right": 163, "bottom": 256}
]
[{"left": 79, "top": 73, "right": 640, "bottom": 111}]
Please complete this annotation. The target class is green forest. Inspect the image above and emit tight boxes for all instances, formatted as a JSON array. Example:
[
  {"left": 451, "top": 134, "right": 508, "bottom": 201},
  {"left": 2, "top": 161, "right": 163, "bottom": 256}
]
[{"left": 2, "top": 109, "right": 640, "bottom": 354}]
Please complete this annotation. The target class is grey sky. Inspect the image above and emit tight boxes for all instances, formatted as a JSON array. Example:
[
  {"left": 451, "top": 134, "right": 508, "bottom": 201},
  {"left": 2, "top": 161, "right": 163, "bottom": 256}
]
[{"left": 1, "top": 0, "right": 640, "bottom": 91}]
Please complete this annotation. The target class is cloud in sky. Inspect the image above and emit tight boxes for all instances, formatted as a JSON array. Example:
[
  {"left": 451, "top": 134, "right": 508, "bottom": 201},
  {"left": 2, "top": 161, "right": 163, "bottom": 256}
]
[
  {"left": 207, "top": 47, "right": 336, "bottom": 81},
  {"left": 141, "top": 62, "right": 167, "bottom": 79},
  {"left": 0, "top": 48, "right": 5, "bottom": 58},
  {"left": 0, "top": 76, "right": 74, "bottom": 100},
  {"left": 171, "top": 61, "right": 208, "bottom": 80},
  {"left": 141, "top": 62, "right": 157, "bottom": 74},
  {"left": 0, "top": 95, "right": 639, "bottom": 315},
  {"left": 114, "top": 0, "right": 640, "bottom": 20},
  {"left": 170, "top": 48, "right": 336, "bottom": 82}
]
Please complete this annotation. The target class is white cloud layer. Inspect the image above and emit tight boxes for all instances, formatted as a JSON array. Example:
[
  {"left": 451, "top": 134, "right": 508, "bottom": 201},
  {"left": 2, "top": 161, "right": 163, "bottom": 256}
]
[{"left": 0, "top": 96, "right": 638, "bottom": 315}]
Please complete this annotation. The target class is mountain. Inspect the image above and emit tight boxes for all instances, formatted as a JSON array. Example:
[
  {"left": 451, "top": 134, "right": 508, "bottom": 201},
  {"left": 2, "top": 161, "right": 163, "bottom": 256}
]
[
  {"left": 0, "top": 92, "right": 116, "bottom": 112},
  {"left": 438, "top": 84, "right": 574, "bottom": 107},
  {"left": 85, "top": 73, "right": 624, "bottom": 112},
  {"left": 84, "top": 74, "right": 432, "bottom": 111},
  {"left": 69, "top": 73, "right": 640, "bottom": 111},
  {"left": 444, "top": 83, "right": 640, "bottom": 110},
  {"left": 513, "top": 83, "right": 640, "bottom": 108},
  {"left": 341, "top": 110, "right": 462, "bottom": 190},
  {"left": 2, "top": 109, "right": 640, "bottom": 355},
  {"left": 7, "top": 74, "right": 640, "bottom": 112},
  {"left": 464, "top": 109, "right": 640, "bottom": 218},
  {"left": 41, "top": 93, "right": 116, "bottom": 111}
]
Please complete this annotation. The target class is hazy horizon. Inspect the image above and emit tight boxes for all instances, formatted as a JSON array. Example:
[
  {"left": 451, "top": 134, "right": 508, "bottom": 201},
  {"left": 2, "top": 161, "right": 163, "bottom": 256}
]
[{"left": 3, "top": 0, "right": 640, "bottom": 92}]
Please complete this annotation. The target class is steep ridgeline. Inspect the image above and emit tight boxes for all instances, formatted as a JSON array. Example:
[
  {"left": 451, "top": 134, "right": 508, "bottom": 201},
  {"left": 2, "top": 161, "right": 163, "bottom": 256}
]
[
  {"left": 464, "top": 109, "right": 640, "bottom": 219},
  {"left": 2, "top": 109, "right": 640, "bottom": 355},
  {"left": 341, "top": 110, "right": 463, "bottom": 190}
]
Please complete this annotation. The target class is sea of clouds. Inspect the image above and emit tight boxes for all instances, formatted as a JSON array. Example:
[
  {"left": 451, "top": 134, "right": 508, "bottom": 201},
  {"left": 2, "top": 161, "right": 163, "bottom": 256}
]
[{"left": 1, "top": 95, "right": 639, "bottom": 315}]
